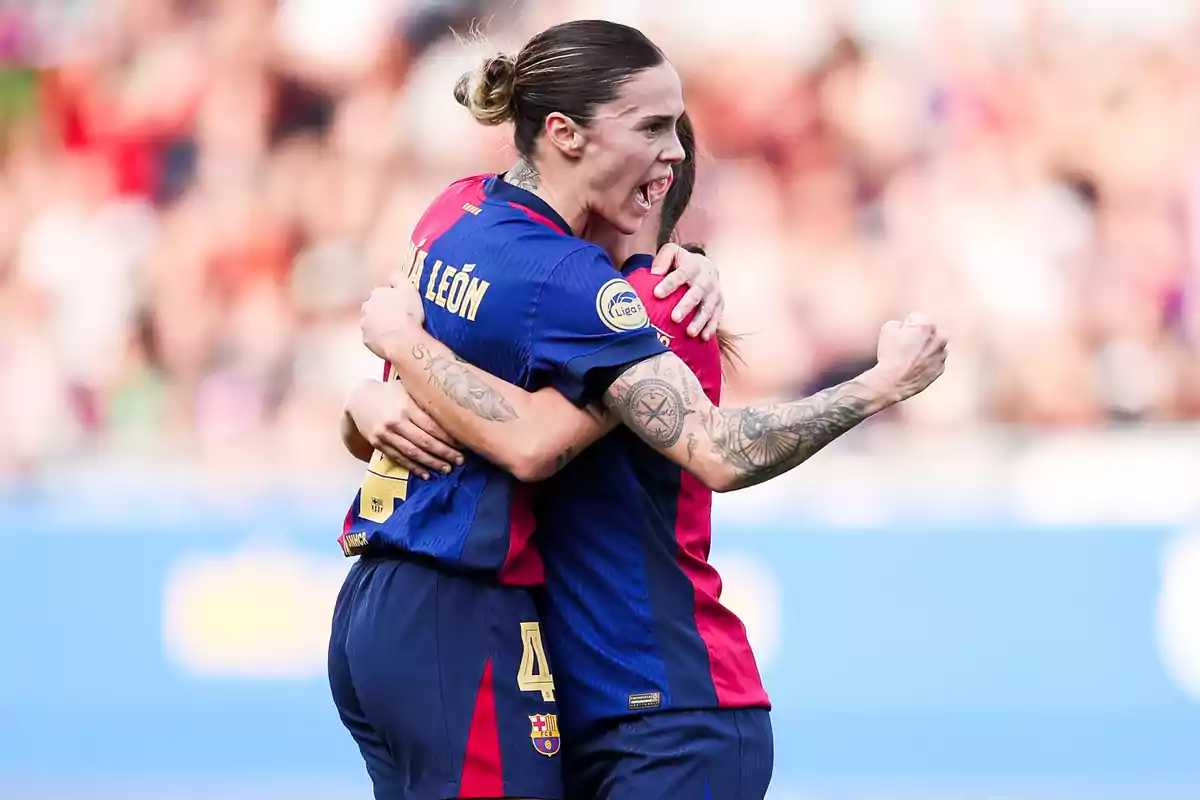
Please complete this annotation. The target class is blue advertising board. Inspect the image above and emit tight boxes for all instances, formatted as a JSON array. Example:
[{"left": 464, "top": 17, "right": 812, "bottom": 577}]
[{"left": 2, "top": 495, "right": 1199, "bottom": 798}]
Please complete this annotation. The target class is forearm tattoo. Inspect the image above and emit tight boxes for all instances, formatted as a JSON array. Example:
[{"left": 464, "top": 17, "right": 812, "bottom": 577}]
[
  {"left": 412, "top": 344, "right": 518, "bottom": 423},
  {"left": 605, "top": 353, "right": 876, "bottom": 490},
  {"left": 699, "top": 386, "right": 873, "bottom": 488}
]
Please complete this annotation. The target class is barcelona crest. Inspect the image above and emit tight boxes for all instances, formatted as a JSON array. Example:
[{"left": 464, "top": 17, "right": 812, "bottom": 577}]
[{"left": 528, "top": 713, "right": 560, "bottom": 757}]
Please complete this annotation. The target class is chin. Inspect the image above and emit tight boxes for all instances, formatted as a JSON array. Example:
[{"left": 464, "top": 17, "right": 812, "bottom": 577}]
[{"left": 608, "top": 210, "right": 645, "bottom": 237}]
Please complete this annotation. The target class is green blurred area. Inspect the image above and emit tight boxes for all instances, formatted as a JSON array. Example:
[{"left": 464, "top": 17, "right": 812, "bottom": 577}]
[{"left": 0, "top": 67, "right": 37, "bottom": 128}]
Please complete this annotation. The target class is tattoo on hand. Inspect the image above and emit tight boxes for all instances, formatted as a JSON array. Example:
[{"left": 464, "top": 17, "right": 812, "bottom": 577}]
[
  {"left": 506, "top": 160, "right": 540, "bottom": 192},
  {"left": 412, "top": 344, "right": 518, "bottom": 423}
]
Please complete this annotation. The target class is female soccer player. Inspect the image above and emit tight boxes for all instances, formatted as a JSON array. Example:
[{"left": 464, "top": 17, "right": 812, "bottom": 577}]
[
  {"left": 347, "top": 111, "right": 759, "bottom": 798},
  {"left": 356, "top": 96, "right": 949, "bottom": 800},
  {"left": 329, "top": 19, "right": 729, "bottom": 800}
]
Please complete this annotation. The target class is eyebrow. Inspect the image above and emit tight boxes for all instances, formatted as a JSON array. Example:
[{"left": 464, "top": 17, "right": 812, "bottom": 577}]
[{"left": 639, "top": 114, "right": 676, "bottom": 128}]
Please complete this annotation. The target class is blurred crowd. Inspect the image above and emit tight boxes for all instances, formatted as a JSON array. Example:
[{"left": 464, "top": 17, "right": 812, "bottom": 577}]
[{"left": 1, "top": 0, "right": 1199, "bottom": 481}]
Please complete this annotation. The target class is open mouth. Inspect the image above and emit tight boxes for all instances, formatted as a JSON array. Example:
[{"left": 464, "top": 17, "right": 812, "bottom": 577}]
[{"left": 634, "top": 176, "right": 673, "bottom": 210}]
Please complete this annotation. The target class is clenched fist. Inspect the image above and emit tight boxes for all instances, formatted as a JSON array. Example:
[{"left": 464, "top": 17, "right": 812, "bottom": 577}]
[
  {"left": 360, "top": 277, "right": 425, "bottom": 361},
  {"left": 873, "top": 312, "right": 948, "bottom": 403}
]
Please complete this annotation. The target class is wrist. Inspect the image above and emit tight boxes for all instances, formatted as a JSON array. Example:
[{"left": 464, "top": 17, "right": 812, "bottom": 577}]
[
  {"left": 856, "top": 366, "right": 903, "bottom": 410},
  {"left": 376, "top": 316, "right": 423, "bottom": 360}
]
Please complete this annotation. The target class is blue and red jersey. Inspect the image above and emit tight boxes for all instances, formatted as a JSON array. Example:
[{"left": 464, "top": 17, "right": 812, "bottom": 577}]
[
  {"left": 534, "top": 254, "right": 770, "bottom": 732},
  {"left": 340, "top": 176, "right": 667, "bottom": 585}
]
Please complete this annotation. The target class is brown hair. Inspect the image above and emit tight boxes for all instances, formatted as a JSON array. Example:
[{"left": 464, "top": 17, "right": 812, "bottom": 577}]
[
  {"left": 454, "top": 20, "right": 665, "bottom": 159},
  {"left": 655, "top": 112, "right": 742, "bottom": 369}
]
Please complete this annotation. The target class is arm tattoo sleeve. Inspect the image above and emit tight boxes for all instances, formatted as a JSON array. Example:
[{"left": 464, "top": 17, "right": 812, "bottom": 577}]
[
  {"left": 699, "top": 385, "right": 874, "bottom": 487},
  {"left": 604, "top": 352, "right": 880, "bottom": 491},
  {"left": 412, "top": 344, "right": 519, "bottom": 422}
]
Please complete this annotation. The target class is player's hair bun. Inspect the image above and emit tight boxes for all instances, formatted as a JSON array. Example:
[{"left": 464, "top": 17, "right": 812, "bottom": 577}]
[{"left": 454, "top": 53, "right": 518, "bottom": 126}]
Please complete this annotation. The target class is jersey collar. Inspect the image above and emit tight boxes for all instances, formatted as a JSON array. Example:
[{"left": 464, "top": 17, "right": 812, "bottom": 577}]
[
  {"left": 619, "top": 254, "right": 654, "bottom": 276},
  {"left": 486, "top": 175, "right": 574, "bottom": 236}
]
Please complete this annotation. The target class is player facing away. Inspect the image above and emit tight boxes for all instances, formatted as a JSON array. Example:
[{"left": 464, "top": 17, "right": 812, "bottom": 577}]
[
  {"left": 360, "top": 53, "right": 948, "bottom": 800},
  {"left": 328, "top": 20, "right": 726, "bottom": 800}
]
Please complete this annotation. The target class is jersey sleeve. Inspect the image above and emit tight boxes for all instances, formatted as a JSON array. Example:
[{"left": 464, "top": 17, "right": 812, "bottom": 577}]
[
  {"left": 625, "top": 267, "right": 722, "bottom": 404},
  {"left": 529, "top": 247, "right": 668, "bottom": 406}
]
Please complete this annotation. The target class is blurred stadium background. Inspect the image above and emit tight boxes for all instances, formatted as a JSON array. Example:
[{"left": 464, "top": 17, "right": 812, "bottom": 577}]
[{"left": 2, "top": 0, "right": 1200, "bottom": 798}]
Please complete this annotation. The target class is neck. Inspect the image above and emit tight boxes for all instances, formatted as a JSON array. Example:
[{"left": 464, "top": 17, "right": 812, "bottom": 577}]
[
  {"left": 503, "top": 158, "right": 588, "bottom": 236},
  {"left": 582, "top": 216, "right": 656, "bottom": 265}
]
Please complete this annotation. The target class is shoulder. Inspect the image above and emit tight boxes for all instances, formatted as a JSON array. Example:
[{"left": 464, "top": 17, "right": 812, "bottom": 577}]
[
  {"left": 517, "top": 239, "right": 615, "bottom": 290},
  {"left": 624, "top": 267, "right": 721, "bottom": 393},
  {"left": 430, "top": 174, "right": 491, "bottom": 208},
  {"left": 410, "top": 175, "right": 493, "bottom": 241},
  {"left": 530, "top": 247, "right": 665, "bottom": 341}
]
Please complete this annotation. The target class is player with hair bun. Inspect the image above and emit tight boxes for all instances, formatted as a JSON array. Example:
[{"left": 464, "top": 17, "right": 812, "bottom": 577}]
[
  {"left": 338, "top": 17, "right": 947, "bottom": 800},
  {"left": 350, "top": 108, "right": 770, "bottom": 797},
  {"left": 330, "top": 19, "right": 725, "bottom": 800}
]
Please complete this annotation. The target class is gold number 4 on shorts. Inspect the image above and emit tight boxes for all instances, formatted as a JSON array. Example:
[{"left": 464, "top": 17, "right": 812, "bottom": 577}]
[{"left": 517, "top": 621, "right": 555, "bottom": 702}]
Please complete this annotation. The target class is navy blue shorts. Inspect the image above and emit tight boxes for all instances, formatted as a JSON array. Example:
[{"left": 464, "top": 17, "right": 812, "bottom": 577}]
[
  {"left": 564, "top": 708, "right": 773, "bottom": 800},
  {"left": 328, "top": 555, "right": 563, "bottom": 800}
]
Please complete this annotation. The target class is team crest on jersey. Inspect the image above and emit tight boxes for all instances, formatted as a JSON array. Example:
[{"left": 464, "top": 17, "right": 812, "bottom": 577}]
[
  {"left": 596, "top": 278, "right": 649, "bottom": 333},
  {"left": 528, "top": 713, "right": 560, "bottom": 757}
]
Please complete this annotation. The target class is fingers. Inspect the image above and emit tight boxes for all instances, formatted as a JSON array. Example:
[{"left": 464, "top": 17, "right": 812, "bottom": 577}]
[
  {"left": 407, "top": 405, "right": 463, "bottom": 453},
  {"left": 375, "top": 438, "right": 431, "bottom": 480},
  {"left": 397, "top": 419, "right": 463, "bottom": 471},
  {"left": 654, "top": 266, "right": 692, "bottom": 301},
  {"left": 650, "top": 243, "right": 683, "bottom": 277},
  {"left": 653, "top": 246, "right": 693, "bottom": 298},
  {"left": 686, "top": 294, "right": 715, "bottom": 338},
  {"left": 380, "top": 428, "right": 453, "bottom": 476},
  {"left": 902, "top": 312, "right": 945, "bottom": 345},
  {"left": 700, "top": 296, "right": 723, "bottom": 341},
  {"left": 671, "top": 282, "right": 706, "bottom": 326},
  {"left": 374, "top": 384, "right": 463, "bottom": 470}
]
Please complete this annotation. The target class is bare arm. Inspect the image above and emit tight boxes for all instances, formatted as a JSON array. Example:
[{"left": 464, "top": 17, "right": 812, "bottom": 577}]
[
  {"left": 600, "top": 352, "right": 885, "bottom": 492},
  {"left": 341, "top": 402, "right": 374, "bottom": 463},
  {"left": 375, "top": 314, "right": 945, "bottom": 491},
  {"left": 599, "top": 314, "right": 947, "bottom": 491},
  {"left": 361, "top": 262, "right": 944, "bottom": 490},
  {"left": 384, "top": 332, "right": 618, "bottom": 482},
  {"left": 357, "top": 243, "right": 731, "bottom": 481}
]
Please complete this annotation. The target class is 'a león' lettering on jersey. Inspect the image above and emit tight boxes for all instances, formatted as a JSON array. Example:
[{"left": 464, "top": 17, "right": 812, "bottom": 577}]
[
  {"left": 397, "top": 237, "right": 492, "bottom": 322},
  {"left": 341, "top": 176, "right": 667, "bottom": 586}
]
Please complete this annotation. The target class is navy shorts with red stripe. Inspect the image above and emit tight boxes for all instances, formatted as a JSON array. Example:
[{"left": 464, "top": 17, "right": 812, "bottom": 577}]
[
  {"left": 329, "top": 554, "right": 563, "bottom": 800},
  {"left": 564, "top": 708, "right": 773, "bottom": 800}
]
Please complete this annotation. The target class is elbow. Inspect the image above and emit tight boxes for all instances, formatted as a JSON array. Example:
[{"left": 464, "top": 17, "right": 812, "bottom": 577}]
[
  {"left": 694, "top": 458, "right": 740, "bottom": 494},
  {"left": 508, "top": 455, "right": 557, "bottom": 483},
  {"left": 702, "top": 472, "right": 739, "bottom": 494},
  {"left": 504, "top": 441, "right": 560, "bottom": 483}
]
